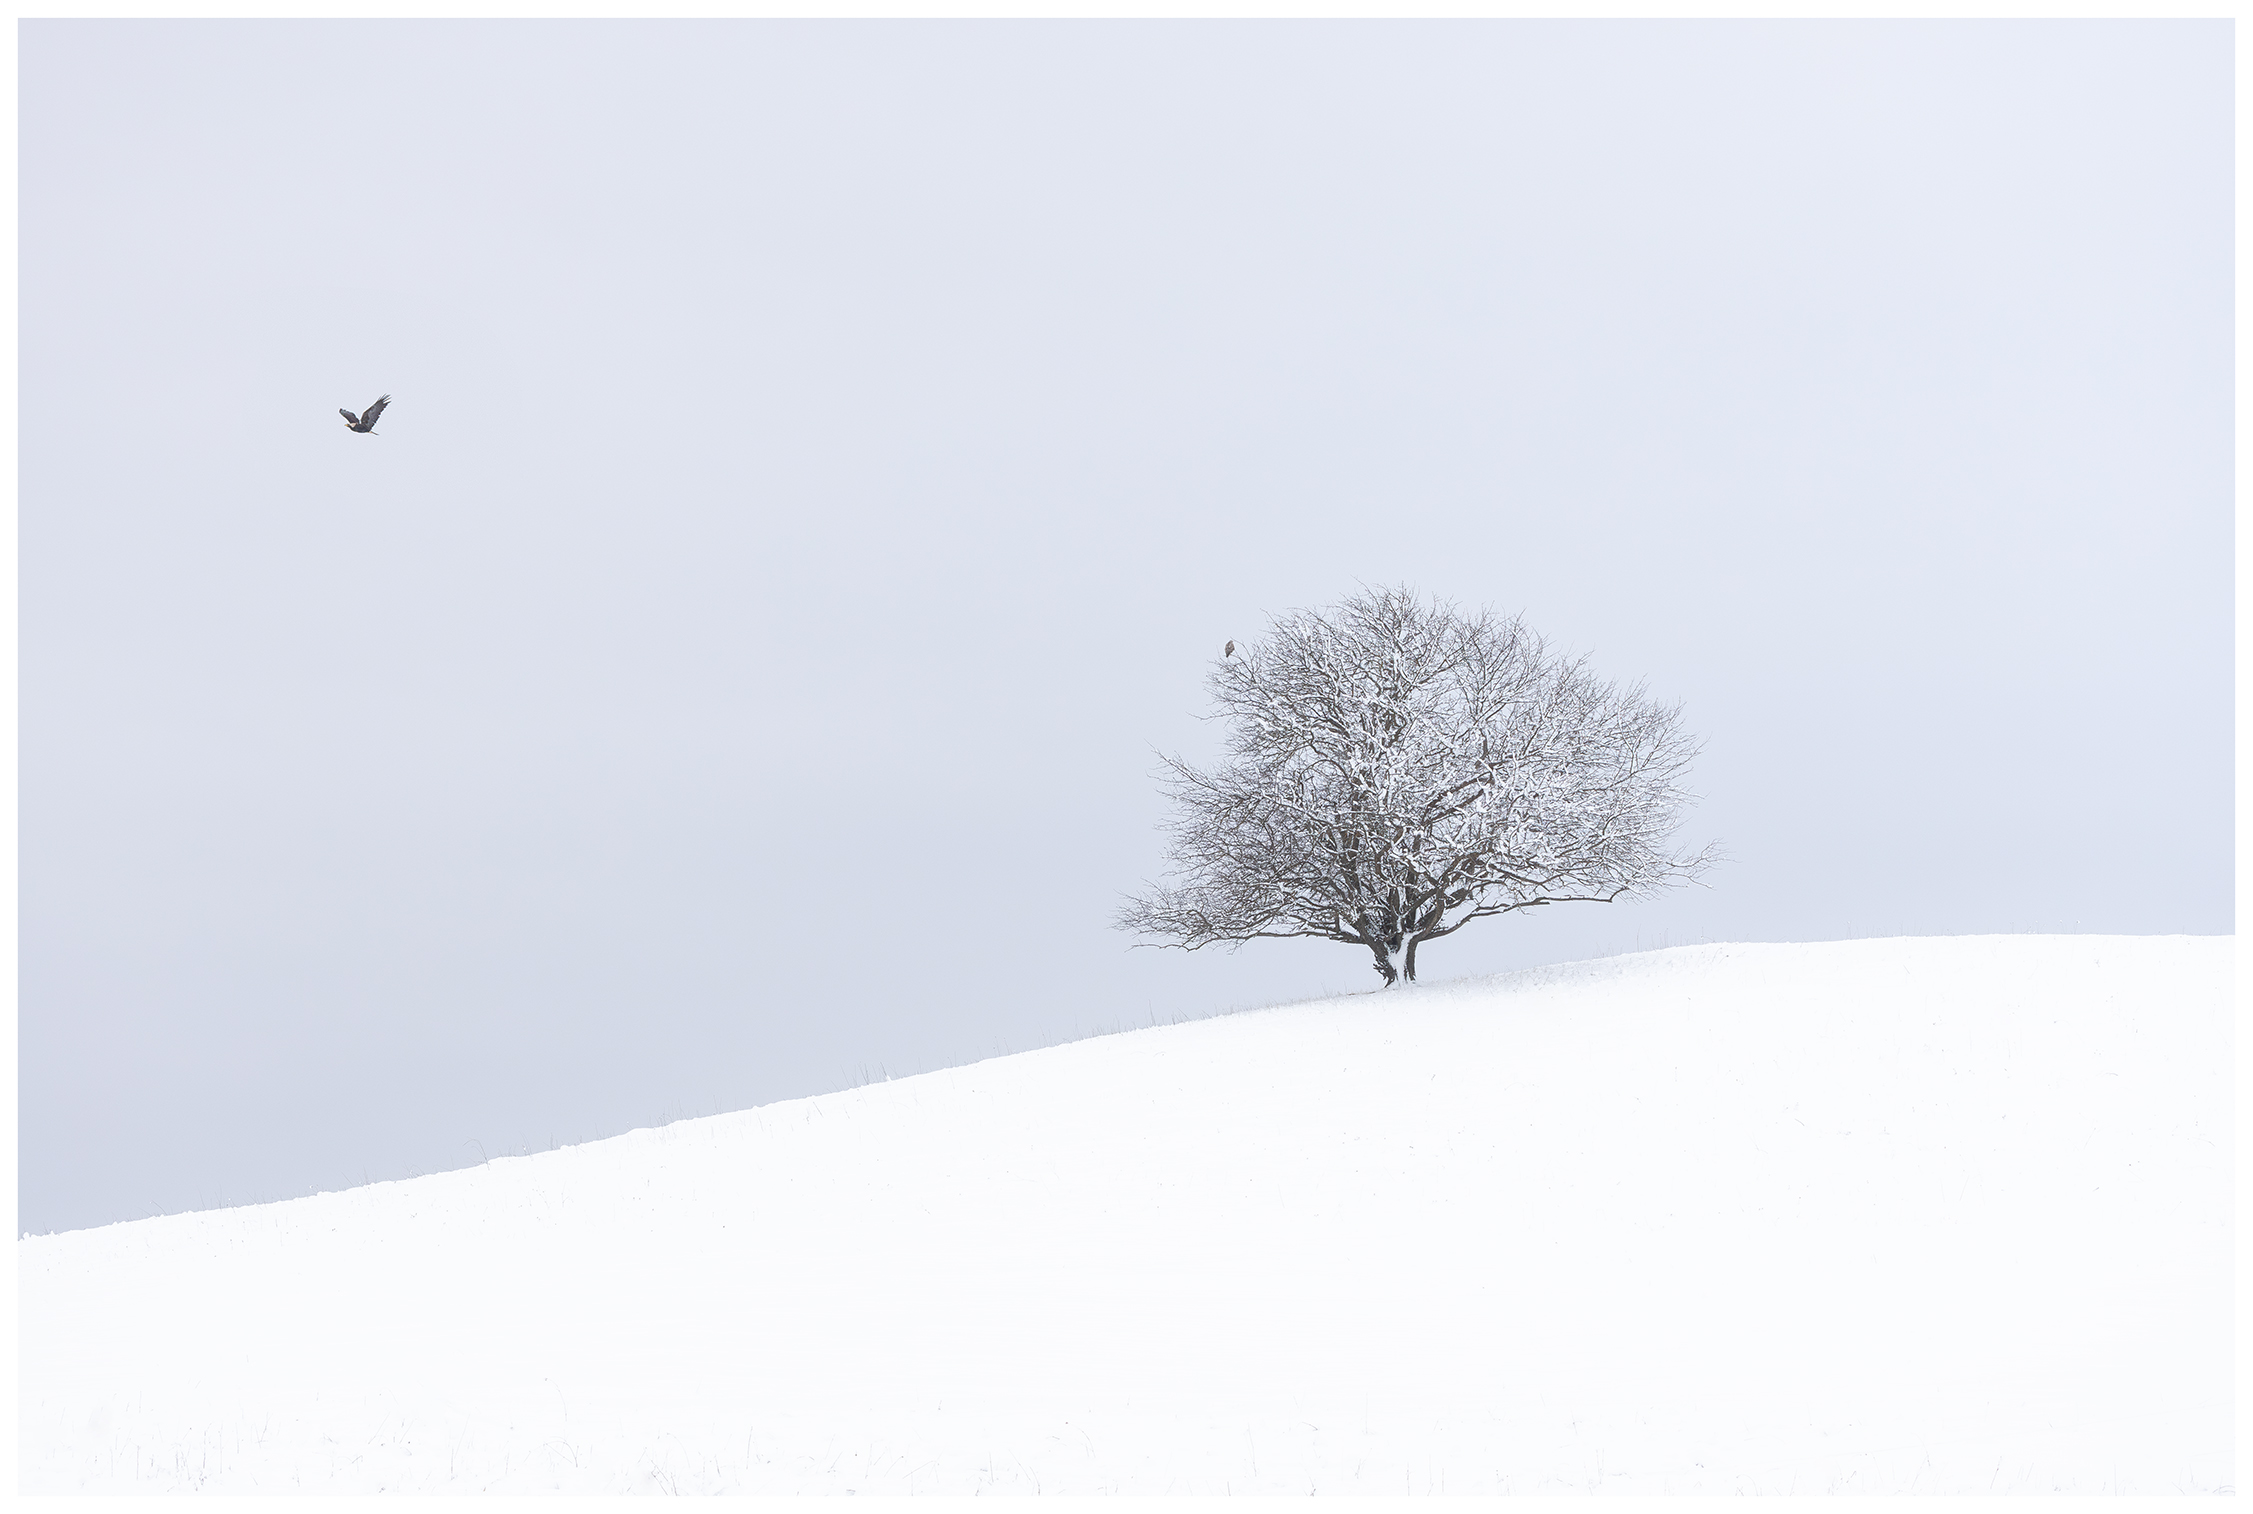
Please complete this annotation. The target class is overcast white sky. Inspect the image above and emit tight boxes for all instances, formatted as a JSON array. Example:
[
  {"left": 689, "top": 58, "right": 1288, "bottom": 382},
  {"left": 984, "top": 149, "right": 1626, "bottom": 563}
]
[{"left": 20, "top": 21, "right": 2231, "bottom": 1236}]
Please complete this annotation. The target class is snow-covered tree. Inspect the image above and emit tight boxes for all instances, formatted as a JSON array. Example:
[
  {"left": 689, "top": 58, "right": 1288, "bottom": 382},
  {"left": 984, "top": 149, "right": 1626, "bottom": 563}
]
[{"left": 1118, "top": 587, "right": 1716, "bottom": 986}]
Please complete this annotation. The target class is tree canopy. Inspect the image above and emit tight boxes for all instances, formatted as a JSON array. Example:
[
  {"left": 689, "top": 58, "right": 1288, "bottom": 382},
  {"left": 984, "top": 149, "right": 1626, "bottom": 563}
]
[{"left": 1119, "top": 587, "right": 1716, "bottom": 985}]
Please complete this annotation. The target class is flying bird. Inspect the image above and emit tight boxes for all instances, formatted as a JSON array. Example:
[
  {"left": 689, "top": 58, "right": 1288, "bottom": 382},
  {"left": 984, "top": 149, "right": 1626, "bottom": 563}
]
[
  {"left": 339, "top": 395, "right": 391, "bottom": 433},
  {"left": 1224, "top": 641, "right": 1235, "bottom": 657}
]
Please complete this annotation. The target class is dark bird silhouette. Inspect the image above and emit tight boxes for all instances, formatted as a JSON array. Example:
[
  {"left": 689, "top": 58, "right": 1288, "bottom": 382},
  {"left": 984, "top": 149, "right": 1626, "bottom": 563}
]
[
  {"left": 1224, "top": 640, "right": 1235, "bottom": 658},
  {"left": 339, "top": 395, "right": 391, "bottom": 433}
]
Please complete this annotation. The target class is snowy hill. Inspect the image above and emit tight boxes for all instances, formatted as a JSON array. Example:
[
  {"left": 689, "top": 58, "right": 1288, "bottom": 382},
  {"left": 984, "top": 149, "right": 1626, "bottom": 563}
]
[{"left": 18, "top": 936, "right": 2233, "bottom": 1494}]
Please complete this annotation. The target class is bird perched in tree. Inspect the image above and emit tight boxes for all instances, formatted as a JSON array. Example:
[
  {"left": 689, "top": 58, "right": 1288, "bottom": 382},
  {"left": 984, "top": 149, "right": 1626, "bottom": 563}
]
[
  {"left": 339, "top": 395, "right": 391, "bottom": 434},
  {"left": 1224, "top": 641, "right": 1235, "bottom": 657}
]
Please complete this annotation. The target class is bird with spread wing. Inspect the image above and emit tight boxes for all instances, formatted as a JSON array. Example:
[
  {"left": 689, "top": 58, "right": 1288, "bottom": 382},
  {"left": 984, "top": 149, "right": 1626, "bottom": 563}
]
[{"left": 339, "top": 395, "right": 391, "bottom": 433}]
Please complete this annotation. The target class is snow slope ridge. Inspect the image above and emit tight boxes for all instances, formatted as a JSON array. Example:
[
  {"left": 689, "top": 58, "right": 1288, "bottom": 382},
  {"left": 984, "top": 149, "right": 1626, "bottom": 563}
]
[{"left": 19, "top": 935, "right": 2233, "bottom": 1494}]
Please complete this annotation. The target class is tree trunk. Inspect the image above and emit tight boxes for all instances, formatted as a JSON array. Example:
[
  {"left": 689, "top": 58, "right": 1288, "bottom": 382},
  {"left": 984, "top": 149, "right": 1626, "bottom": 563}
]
[{"left": 1370, "top": 934, "right": 1421, "bottom": 986}]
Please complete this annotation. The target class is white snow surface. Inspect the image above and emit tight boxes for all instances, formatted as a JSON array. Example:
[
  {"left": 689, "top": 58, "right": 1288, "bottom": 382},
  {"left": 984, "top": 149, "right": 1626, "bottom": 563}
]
[{"left": 19, "top": 935, "right": 2234, "bottom": 1494}]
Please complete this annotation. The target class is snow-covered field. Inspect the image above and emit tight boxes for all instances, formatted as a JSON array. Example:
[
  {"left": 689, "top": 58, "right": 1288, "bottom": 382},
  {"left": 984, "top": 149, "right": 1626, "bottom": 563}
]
[{"left": 18, "top": 935, "right": 2233, "bottom": 1494}]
